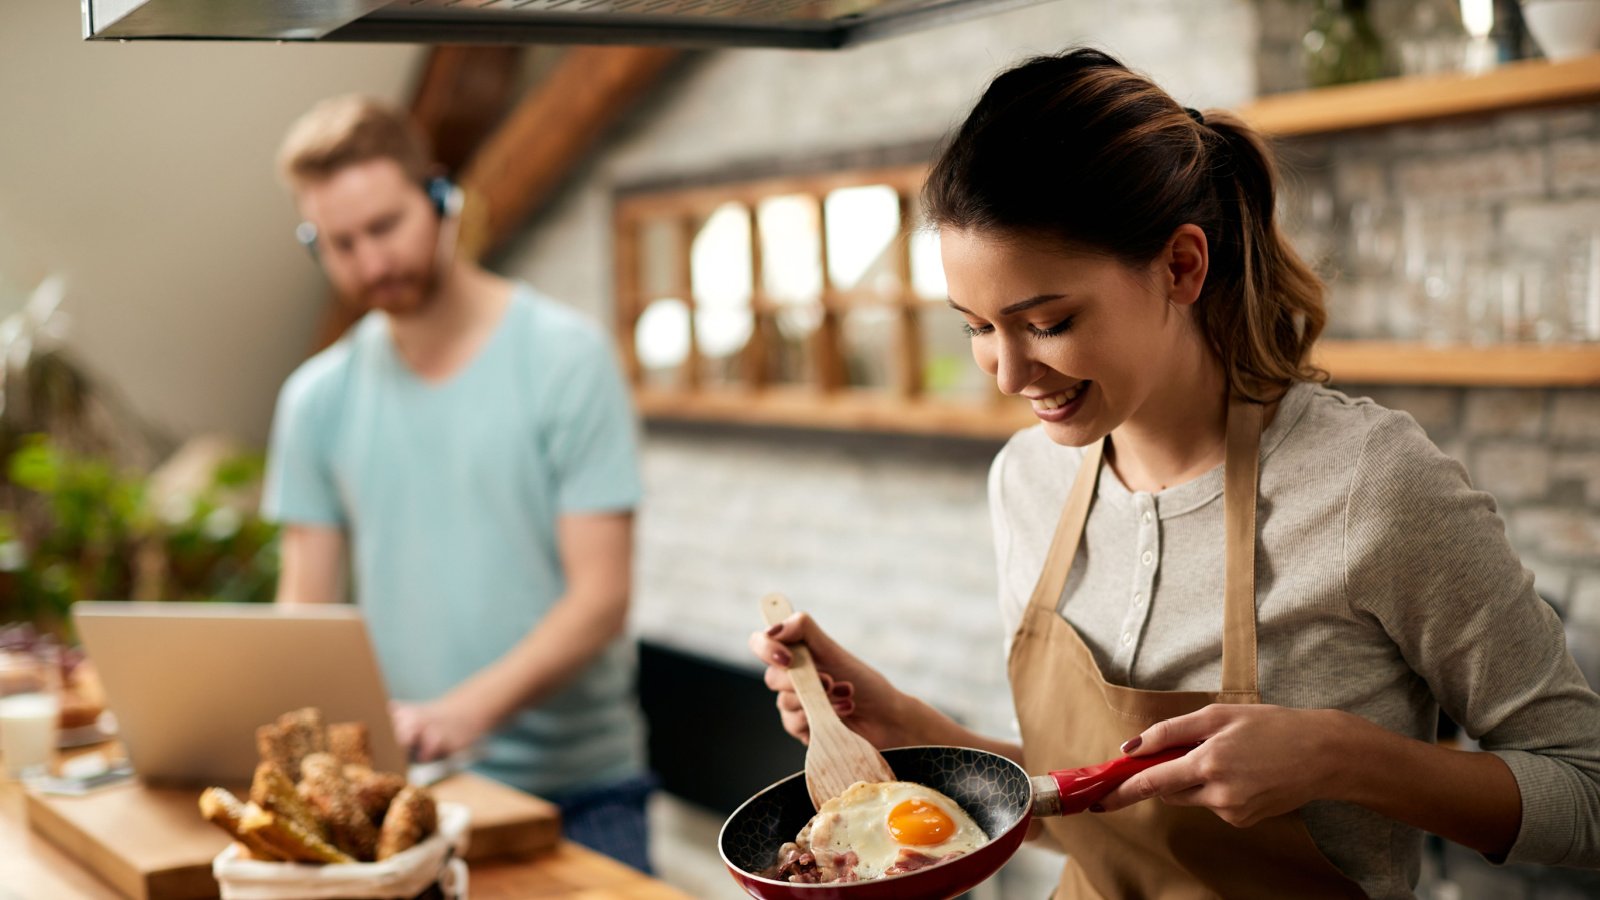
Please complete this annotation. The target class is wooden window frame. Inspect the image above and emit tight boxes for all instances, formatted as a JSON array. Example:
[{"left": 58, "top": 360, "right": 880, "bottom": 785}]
[
  {"left": 613, "top": 164, "right": 1037, "bottom": 439},
  {"left": 612, "top": 156, "right": 1600, "bottom": 439}
]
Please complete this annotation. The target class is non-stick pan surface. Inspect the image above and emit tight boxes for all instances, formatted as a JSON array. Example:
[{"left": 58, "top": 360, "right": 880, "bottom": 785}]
[{"left": 719, "top": 746, "right": 1034, "bottom": 900}]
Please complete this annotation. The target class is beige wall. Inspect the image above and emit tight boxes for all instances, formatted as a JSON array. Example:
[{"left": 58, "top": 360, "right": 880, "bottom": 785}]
[{"left": 0, "top": 0, "right": 423, "bottom": 445}]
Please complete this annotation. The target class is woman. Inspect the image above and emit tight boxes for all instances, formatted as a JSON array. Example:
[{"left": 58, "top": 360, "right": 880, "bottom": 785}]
[{"left": 748, "top": 49, "right": 1600, "bottom": 898}]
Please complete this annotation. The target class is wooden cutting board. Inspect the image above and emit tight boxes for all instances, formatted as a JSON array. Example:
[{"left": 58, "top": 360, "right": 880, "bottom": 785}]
[{"left": 25, "top": 772, "right": 561, "bottom": 900}]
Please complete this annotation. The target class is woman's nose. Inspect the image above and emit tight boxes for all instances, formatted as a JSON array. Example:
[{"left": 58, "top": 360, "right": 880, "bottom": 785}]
[{"left": 992, "top": 336, "right": 1041, "bottom": 396}]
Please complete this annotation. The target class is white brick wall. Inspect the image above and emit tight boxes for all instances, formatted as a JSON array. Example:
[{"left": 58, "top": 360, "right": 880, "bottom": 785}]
[{"left": 1464, "top": 389, "right": 1546, "bottom": 437}]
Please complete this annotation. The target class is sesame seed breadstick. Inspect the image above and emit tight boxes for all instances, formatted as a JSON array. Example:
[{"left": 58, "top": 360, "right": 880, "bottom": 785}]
[
  {"left": 327, "top": 722, "right": 372, "bottom": 768},
  {"left": 250, "top": 762, "right": 328, "bottom": 843},
  {"left": 344, "top": 764, "right": 407, "bottom": 823},
  {"left": 376, "top": 785, "right": 438, "bottom": 861},
  {"left": 299, "top": 752, "right": 379, "bottom": 861}
]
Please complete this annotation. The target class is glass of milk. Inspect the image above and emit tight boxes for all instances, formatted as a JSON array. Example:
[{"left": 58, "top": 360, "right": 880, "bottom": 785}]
[{"left": 0, "top": 643, "right": 62, "bottom": 781}]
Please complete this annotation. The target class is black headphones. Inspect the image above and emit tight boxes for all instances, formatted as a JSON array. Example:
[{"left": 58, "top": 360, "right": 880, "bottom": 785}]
[{"left": 294, "top": 176, "right": 463, "bottom": 259}]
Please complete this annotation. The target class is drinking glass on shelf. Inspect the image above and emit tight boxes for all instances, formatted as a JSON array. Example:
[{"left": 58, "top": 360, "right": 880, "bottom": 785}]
[
  {"left": 1566, "top": 230, "right": 1600, "bottom": 342},
  {"left": 1349, "top": 199, "right": 1403, "bottom": 278},
  {"left": 0, "top": 640, "right": 62, "bottom": 782},
  {"left": 1532, "top": 261, "right": 1571, "bottom": 344},
  {"left": 1462, "top": 260, "right": 1503, "bottom": 345},
  {"left": 1494, "top": 260, "right": 1568, "bottom": 344}
]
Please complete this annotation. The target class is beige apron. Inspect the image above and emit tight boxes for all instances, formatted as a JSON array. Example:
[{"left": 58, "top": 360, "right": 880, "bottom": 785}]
[{"left": 1006, "top": 399, "right": 1368, "bottom": 899}]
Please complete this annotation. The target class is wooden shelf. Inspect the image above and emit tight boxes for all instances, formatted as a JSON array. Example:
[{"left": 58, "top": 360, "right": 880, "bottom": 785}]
[
  {"left": 635, "top": 386, "right": 1034, "bottom": 439},
  {"left": 633, "top": 345, "right": 1597, "bottom": 440},
  {"left": 1315, "top": 341, "right": 1600, "bottom": 386},
  {"left": 1239, "top": 53, "right": 1600, "bottom": 137}
]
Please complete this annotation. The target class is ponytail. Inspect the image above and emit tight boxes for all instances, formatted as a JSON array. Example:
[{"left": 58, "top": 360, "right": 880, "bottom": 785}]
[{"left": 1197, "top": 112, "right": 1327, "bottom": 400}]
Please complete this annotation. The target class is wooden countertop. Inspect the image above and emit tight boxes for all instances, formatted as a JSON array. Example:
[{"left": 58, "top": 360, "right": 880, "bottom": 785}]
[{"left": 0, "top": 772, "right": 695, "bottom": 900}]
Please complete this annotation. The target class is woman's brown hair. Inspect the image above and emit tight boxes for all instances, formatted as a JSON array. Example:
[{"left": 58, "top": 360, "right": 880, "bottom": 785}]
[{"left": 922, "top": 48, "right": 1326, "bottom": 401}]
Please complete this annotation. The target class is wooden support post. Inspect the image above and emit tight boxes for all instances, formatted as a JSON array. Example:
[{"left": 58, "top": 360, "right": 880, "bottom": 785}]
[
  {"left": 814, "top": 192, "right": 847, "bottom": 393},
  {"left": 892, "top": 192, "right": 923, "bottom": 400}
]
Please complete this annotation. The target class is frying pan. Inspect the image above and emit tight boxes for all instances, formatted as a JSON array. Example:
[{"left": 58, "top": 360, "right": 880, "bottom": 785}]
[{"left": 720, "top": 743, "right": 1194, "bottom": 900}]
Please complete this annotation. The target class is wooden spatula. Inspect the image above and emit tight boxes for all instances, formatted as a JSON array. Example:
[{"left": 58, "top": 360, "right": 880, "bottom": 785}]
[{"left": 760, "top": 593, "right": 896, "bottom": 810}]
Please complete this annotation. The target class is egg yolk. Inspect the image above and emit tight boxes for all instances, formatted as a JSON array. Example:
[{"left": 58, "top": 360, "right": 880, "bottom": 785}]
[{"left": 887, "top": 798, "right": 956, "bottom": 845}]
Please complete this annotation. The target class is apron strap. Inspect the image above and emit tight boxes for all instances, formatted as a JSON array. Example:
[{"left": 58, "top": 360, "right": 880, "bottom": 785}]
[
  {"left": 1021, "top": 399, "right": 1267, "bottom": 694},
  {"left": 1024, "top": 438, "right": 1105, "bottom": 615},
  {"left": 1221, "top": 398, "right": 1265, "bottom": 695}
]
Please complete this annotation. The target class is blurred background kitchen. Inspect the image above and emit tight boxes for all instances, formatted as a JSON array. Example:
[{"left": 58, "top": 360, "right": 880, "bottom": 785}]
[{"left": 3, "top": 0, "right": 1599, "bottom": 897}]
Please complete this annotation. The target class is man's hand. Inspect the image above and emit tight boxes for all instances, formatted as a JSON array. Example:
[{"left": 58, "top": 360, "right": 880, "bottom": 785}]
[{"left": 391, "top": 695, "right": 494, "bottom": 763}]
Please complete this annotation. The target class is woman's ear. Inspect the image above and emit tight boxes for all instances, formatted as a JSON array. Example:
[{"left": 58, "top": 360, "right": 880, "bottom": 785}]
[{"left": 1163, "top": 224, "right": 1209, "bottom": 307}]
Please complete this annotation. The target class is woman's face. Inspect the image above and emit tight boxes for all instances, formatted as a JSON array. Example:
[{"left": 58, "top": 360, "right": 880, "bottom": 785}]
[{"left": 939, "top": 226, "right": 1203, "bottom": 448}]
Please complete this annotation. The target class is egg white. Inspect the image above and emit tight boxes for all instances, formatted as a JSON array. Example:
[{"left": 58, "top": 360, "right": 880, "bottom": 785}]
[{"left": 800, "top": 780, "right": 988, "bottom": 881}]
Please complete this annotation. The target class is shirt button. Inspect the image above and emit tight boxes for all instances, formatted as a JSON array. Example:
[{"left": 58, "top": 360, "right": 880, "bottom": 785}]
[
  {"left": 1121, "top": 632, "right": 1133, "bottom": 646},
  {"left": 1143, "top": 511, "right": 1152, "bottom": 524},
  {"left": 1133, "top": 592, "right": 1143, "bottom": 607},
  {"left": 1141, "top": 550, "right": 1154, "bottom": 565}
]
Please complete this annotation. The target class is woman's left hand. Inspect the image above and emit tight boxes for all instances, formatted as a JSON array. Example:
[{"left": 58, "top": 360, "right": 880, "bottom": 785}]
[{"left": 1094, "top": 704, "right": 1351, "bottom": 827}]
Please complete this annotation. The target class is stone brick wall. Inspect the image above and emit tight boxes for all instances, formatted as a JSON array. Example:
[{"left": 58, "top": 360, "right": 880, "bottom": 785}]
[{"left": 1276, "top": 103, "right": 1600, "bottom": 623}]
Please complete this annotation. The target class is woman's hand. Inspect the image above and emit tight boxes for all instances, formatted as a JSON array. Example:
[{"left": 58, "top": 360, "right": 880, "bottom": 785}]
[
  {"left": 748, "top": 612, "right": 916, "bottom": 750},
  {"left": 1094, "top": 704, "right": 1350, "bottom": 827}
]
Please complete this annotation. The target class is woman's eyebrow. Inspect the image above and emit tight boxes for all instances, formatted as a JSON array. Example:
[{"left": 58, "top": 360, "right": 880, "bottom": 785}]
[{"left": 946, "top": 294, "right": 1070, "bottom": 316}]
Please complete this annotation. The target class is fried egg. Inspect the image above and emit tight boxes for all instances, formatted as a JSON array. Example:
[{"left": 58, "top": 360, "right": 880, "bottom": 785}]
[{"left": 798, "top": 780, "right": 988, "bottom": 881}]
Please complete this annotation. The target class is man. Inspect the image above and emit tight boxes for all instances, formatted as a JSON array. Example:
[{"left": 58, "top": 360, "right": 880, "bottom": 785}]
[{"left": 261, "top": 95, "right": 651, "bottom": 871}]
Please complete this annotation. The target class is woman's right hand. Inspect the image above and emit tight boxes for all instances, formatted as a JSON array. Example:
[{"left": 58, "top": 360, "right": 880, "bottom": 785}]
[{"left": 748, "top": 611, "right": 910, "bottom": 749}]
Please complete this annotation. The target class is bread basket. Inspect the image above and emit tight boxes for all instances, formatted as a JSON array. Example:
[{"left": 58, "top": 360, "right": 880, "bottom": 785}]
[{"left": 212, "top": 801, "right": 470, "bottom": 899}]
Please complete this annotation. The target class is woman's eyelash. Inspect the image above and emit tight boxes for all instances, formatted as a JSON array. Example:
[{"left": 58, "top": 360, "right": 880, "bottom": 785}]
[
  {"left": 961, "top": 318, "right": 1075, "bottom": 338},
  {"left": 1030, "top": 317, "right": 1074, "bottom": 338}
]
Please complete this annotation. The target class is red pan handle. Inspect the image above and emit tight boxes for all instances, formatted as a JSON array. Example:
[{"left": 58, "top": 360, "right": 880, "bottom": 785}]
[{"left": 1029, "top": 744, "right": 1201, "bottom": 816}]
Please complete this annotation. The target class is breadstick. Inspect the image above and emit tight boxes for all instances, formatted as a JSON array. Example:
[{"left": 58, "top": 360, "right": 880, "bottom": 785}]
[
  {"left": 250, "top": 762, "right": 328, "bottom": 843},
  {"left": 239, "top": 807, "right": 355, "bottom": 865},
  {"left": 376, "top": 785, "right": 438, "bottom": 860},
  {"left": 299, "top": 752, "right": 379, "bottom": 861},
  {"left": 198, "top": 787, "right": 285, "bottom": 861},
  {"left": 327, "top": 722, "right": 372, "bottom": 768}
]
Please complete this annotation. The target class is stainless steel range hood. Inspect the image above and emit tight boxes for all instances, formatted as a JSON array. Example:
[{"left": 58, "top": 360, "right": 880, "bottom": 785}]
[{"left": 82, "top": 0, "right": 1054, "bottom": 49}]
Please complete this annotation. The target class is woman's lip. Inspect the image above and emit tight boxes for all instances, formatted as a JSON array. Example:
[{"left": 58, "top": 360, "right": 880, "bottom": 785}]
[{"left": 1032, "top": 383, "right": 1091, "bottom": 423}]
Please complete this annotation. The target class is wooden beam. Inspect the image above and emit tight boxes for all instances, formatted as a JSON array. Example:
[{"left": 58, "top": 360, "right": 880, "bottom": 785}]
[
  {"left": 409, "top": 46, "right": 525, "bottom": 176},
  {"left": 459, "top": 46, "right": 679, "bottom": 259}
]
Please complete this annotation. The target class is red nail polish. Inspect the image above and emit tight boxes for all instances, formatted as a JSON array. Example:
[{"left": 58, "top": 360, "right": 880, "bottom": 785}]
[
  {"left": 1121, "top": 737, "right": 1142, "bottom": 754},
  {"left": 766, "top": 624, "right": 783, "bottom": 637},
  {"left": 1089, "top": 804, "right": 1105, "bottom": 813},
  {"left": 773, "top": 649, "right": 792, "bottom": 666}
]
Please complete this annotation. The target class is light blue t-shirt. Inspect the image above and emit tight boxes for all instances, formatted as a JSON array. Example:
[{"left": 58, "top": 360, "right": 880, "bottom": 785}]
[{"left": 261, "top": 285, "right": 645, "bottom": 797}]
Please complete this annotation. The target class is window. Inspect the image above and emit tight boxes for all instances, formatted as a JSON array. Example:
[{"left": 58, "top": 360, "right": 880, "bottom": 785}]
[{"left": 613, "top": 165, "right": 1031, "bottom": 438}]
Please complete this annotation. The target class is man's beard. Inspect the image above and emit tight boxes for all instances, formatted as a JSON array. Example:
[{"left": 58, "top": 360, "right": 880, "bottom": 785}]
[{"left": 348, "top": 266, "right": 438, "bottom": 317}]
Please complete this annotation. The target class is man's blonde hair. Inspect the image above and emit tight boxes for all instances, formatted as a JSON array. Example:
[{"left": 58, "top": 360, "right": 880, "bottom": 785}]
[{"left": 277, "top": 95, "right": 432, "bottom": 189}]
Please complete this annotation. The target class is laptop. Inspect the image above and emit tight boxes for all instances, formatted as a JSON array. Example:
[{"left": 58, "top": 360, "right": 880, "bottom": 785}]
[{"left": 73, "top": 601, "right": 409, "bottom": 786}]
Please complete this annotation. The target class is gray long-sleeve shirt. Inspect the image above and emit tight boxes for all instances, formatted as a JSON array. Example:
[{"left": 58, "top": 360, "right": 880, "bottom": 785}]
[{"left": 990, "top": 381, "right": 1600, "bottom": 898}]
